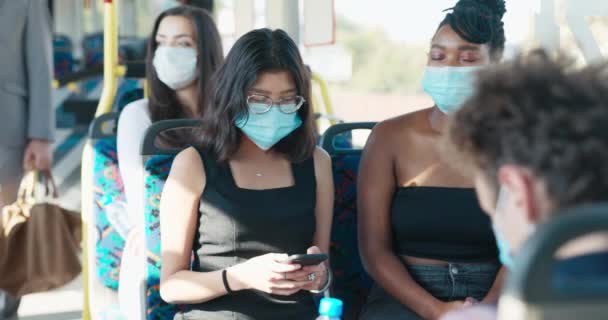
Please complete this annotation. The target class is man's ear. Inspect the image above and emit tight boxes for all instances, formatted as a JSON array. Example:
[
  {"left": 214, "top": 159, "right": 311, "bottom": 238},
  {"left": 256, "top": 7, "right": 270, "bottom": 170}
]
[{"left": 497, "top": 165, "right": 541, "bottom": 224}]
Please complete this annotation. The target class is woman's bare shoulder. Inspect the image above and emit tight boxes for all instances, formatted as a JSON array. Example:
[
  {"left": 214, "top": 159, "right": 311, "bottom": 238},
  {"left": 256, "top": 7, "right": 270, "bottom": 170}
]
[{"left": 370, "top": 108, "right": 432, "bottom": 148}]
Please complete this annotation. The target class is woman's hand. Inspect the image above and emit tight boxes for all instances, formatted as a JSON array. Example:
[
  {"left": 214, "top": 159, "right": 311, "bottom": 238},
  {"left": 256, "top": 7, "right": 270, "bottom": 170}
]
[
  {"left": 228, "top": 253, "right": 311, "bottom": 296},
  {"left": 293, "top": 246, "right": 329, "bottom": 292},
  {"left": 432, "top": 299, "right": 477, "bottom": 320}
]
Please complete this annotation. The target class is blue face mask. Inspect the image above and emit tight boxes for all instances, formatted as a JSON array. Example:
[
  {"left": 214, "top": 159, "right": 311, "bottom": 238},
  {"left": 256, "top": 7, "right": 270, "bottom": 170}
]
[
  {"left": 492, "top": 223, "right": 515, "bottom": 269},
  {"left": 421, "top": 66, "right": 481, "bottom": 114},
  {"left": 236, "top": 104, "right": 303, "bottom": 150},
  {"left": 493, "top": 187, "right": 516, "bottom": 269}
]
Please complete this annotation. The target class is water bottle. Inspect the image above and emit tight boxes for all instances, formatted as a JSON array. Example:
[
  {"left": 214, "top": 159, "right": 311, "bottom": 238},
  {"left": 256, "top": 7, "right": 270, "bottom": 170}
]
[
  {"left": 105, "top": 200, "right": 133, "bottom": 239},
  {"left": 316, "top": 297, "right": 343, "bottom": 320}
]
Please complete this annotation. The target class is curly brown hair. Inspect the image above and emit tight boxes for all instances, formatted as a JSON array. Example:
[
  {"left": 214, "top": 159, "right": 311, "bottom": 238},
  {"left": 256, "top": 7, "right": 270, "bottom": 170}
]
[{"left": 449, "top": 49, "right": 608, "bottom": 208}]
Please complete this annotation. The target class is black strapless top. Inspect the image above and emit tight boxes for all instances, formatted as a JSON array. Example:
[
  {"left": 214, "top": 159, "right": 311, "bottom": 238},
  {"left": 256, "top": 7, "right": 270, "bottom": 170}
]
[{"left": 391, "top": 187, "right": 499, "bottom": 262}]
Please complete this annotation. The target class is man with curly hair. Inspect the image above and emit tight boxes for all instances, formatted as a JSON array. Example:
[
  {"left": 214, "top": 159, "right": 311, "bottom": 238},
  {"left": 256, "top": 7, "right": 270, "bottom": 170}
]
[{"left": 442, "top": 49, "right": 608, "bottom": 319}]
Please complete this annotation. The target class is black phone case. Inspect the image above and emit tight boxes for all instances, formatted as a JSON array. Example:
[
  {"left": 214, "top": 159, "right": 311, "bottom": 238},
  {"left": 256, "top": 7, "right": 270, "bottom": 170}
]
[{"left": 288, "top": 254, "right": 328, "bottom": 266}]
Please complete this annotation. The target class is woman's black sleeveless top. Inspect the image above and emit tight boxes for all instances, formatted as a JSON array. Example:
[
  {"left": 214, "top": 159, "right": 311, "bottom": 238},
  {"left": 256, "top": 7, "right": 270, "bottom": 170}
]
[{"left": 176, "top": 147, "right": 317, "bottom": 320}]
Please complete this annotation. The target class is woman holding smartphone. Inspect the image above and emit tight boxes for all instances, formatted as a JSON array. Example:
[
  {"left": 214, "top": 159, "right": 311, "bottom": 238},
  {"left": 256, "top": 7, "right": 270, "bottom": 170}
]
[{"left": 158, "top": 28, "right": 335, "bottom": 320}]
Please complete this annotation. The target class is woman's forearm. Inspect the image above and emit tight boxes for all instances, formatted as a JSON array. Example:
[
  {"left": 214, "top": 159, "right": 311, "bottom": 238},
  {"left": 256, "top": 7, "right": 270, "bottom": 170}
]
[{"left": 160, "top": 269, "right": 229, "bottom": 304}]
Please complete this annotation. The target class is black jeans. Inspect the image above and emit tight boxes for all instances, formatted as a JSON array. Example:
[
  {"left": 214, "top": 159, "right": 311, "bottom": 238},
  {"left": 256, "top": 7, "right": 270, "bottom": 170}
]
[{"left": 360, "top": 262, "right": 499, "bottom": 320}]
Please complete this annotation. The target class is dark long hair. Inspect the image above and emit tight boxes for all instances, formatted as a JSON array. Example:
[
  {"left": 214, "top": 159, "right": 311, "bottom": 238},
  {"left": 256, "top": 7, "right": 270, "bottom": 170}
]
[
  {"left": 199, "top": 28, "right": 316, "bottom": 163},
  {"left": 146, "top": 5, "right": 223, "bottom": 123}
]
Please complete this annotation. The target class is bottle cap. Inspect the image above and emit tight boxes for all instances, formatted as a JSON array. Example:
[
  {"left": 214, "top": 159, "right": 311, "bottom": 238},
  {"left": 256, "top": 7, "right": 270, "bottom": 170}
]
[{"left": 318, "top": 297, "right": 343, "bottom": 317}]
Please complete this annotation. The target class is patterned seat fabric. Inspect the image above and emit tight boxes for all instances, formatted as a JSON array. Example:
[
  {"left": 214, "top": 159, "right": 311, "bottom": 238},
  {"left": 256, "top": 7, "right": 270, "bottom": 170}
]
[
  {"left": 53, "top": 34, "right": 74, "bottom": 79},
  {"left": 92, "top": 89, "right": 144, "bottom": 290},
  {"left": 82, "top": 32, "right": 104, "bottom": 69},
  {"left": 82, "top": 32, "right": 131, "bottom": 68},
  {"left": 329, "top": 153, "right": 372, "bottom": 319},
  {"left": 143, "top": 155, "right": 182, "bottom": 319},
  {"left": 80, "top": 33, "right": 131, "bottom": 93},
  {"left": 93, "top": 138, "right": 126, "bottom": 290}
]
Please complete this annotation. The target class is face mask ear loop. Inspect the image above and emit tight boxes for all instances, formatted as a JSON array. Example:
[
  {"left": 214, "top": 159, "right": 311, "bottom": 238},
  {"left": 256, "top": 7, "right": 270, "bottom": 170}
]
[
  {"left": 493, "top": 185, "right": 517, "bottom": 268},
  {"left": 495, "top": 186, "right": 508, "bottom": 219}
]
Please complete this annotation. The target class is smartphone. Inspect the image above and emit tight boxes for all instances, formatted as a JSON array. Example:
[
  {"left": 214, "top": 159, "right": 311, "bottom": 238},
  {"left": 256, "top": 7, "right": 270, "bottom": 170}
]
[{"left": 286, "top": 253, "right": 328, "bottom": 266}]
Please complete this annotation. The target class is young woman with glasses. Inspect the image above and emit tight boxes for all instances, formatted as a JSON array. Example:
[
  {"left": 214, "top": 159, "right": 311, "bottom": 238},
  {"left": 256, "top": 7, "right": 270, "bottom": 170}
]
[{"left": 157, "top": 28, "right": 335, "bottom": 320}]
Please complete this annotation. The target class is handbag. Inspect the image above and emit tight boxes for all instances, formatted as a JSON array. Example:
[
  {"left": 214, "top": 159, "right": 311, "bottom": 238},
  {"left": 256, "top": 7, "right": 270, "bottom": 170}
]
[{"left": 0, "top": 170, "right": 82, "bottom": 297}]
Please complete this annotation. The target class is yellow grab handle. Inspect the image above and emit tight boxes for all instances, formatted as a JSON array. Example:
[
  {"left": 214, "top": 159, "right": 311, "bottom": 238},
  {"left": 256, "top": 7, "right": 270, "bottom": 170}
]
[{"left": 311, "top": 72, "right": 336, "bottom": 125}]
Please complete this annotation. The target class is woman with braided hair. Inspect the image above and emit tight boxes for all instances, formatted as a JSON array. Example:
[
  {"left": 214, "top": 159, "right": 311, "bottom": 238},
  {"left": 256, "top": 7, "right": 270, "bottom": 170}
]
[{"left": 358, "top": 1, "right": 507, "bottom": 319}]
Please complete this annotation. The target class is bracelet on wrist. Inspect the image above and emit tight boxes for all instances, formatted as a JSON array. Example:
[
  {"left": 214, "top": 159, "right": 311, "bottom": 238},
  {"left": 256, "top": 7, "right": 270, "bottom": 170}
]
[{"left": 222, "top": 269, "right": 234, "bottom": 294}]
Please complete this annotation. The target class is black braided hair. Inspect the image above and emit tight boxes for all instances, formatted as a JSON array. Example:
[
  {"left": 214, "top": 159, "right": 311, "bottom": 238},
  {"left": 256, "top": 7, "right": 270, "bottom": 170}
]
[{"left": 438, "top": 0, "right": 507, "bottom": 59}]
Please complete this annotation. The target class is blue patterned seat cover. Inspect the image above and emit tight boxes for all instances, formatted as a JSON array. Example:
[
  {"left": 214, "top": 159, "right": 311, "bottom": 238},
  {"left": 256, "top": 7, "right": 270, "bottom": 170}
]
[
  {"left": 329, "top": 153, "right": 372, "bottom": 319},
  {"left": 143, "top": 155, "right": 183, "bottom": 319},
  {"left": 92, "top": 89, "right": 144, "bottom": 290},
  {"left": 93, "top": 138, "right": 126, "bottom": 290},
  {"left": 53, "top": 34, "right": 74, "bottom": 79}
]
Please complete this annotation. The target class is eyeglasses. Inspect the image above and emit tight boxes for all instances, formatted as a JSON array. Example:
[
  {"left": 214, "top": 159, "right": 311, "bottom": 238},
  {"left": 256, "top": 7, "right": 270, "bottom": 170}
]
[{"left": 246, "top": 94, "right": 305, "bottom": 114}]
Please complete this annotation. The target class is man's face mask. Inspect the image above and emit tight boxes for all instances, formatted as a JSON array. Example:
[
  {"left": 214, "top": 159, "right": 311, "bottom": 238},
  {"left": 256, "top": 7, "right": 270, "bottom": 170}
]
[
  {"left": 492, "top": 186, "right": 537, "bottom": 269},
  {"left": 493, "top": 187, "right": 516, "bottom": 268}
]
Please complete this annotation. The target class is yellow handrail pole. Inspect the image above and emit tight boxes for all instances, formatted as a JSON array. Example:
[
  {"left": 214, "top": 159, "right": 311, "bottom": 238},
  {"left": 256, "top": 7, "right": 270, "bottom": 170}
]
[
  {"left": 311, "top": 72, "right": 336, "bottom": 125},
  {"left": 82, "top": 1, "right": 119, "bottom": 319},
  {"left": 80, "top": 137, "right": 94, "bottom": 320},
  {"left": 96, "top": 0, "right": 120, "bottom": 116}
]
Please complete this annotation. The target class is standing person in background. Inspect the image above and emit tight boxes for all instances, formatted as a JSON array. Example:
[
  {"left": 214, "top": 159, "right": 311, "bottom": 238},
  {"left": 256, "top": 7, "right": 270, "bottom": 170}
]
[{"left": 0, "top": 0, "right": 54, "bottom": 319}]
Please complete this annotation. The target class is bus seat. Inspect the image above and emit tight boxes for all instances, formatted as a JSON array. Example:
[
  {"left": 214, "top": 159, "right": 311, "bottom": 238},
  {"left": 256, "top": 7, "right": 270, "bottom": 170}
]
[
  {"left": 91, "top": 89, "right": 144, "bottom": 291},
  {"left": 80, "top": 32, "right": 129, "bottom": 97},
  {"left": 498, "top": 203, "right": 608, "bottom": 320},
  {"left": 119, "top": 37, "right": 148, "bottom": 61},
  {"left": 53, "top": 34, "right": 75, "bottom": 79},
  {"left": 85, "top": 112, "right": 123, "bottom": 319},
  {"left": 82, "top": 32, "right": 104, "bottom": 69},
  {"left": 92, "top": 125, "right": 125, "bottom": 291},
  {"left": 82, "top": 33, "right": 143, "bottom": 69},
  {"left": 143, "top": 155, "right": 180, "bottom": 319},
  {"left": 114, "top": 87, "right": 144, "bottom": 113},
  {"left": 141, "top": 119, "right": 202, "bottom": 319},
  {"left": 319, "top": 122, "right": 376, "bottom": 319}
]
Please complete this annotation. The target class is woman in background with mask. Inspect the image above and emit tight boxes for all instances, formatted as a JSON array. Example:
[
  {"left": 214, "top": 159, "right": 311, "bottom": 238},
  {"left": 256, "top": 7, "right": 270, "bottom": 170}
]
[
  {"left": 114, "top": 6, "right": 223, "bottom": 317},
  {"left": 358, "top": 1, "right": 506, "bottom": 319},
  {"left": 117, "top": 5, "right": 222, "bottom": 251},
  {"left": 158, "top": 28, "right": 334, "bottom": 320}
]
